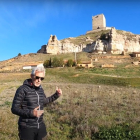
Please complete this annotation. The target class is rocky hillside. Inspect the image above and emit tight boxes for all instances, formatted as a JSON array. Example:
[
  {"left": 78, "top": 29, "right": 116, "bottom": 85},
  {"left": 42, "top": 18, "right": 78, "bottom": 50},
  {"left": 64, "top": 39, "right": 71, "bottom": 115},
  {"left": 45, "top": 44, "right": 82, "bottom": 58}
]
[
  {"left": 0, "top": 51, "right": 139, "bottom": 72},
  {"left": 1, "top": 28, "right": 140, "bottom": 72},
  {"left": 38, "top": 27, "right": 140, "bottom": 55},
  {"left": 0, "top": 52, "right": 90, "bottom": 72},
  {"left": 0, "top": 53, "right": 47, "bottom": 72}
]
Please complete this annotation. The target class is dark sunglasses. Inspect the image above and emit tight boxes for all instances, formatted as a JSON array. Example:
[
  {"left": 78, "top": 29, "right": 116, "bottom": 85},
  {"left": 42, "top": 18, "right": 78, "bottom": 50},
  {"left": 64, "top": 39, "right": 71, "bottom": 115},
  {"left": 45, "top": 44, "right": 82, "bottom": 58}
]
[{"left": 35, "top": 76, "right": 44, "bottom": 81}]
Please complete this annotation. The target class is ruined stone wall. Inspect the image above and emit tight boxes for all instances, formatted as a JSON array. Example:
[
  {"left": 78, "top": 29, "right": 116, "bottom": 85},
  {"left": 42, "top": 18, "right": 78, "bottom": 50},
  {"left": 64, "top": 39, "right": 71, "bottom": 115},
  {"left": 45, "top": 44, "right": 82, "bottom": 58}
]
[
  {"left": 109, "top": 28, "right": 140, "bottom": 54},
  {"left": 46, "top": 35, "right": 60, "bottom": 54},
  {"left": 37, "top": 28, "right": 140, "bottom": 55},
  {"left": 92, "top": 14, "right": 106, "bottom": 30}
]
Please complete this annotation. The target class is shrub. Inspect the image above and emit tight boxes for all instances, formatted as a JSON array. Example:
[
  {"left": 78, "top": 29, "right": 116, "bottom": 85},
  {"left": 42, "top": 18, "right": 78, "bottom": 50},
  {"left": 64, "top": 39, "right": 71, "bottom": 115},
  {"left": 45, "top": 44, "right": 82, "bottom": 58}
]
[
  {"left": 92, "top": 123, "right": 140, "bottom": 140},
  {"left": 44, "top": 58, "right": 52, "bottom": 68},
  {"left": 18, "top": 53, "right": 21, "bottom": 56},
  {"left": 67, "top": 59, "right": 74, "bottom": 67},
  {"left": 52, "top": 57, "right": 64, "bottom": 67},
  {"left": 49, "top": 57, "right": 52, "bottom": 67},
  {"left": 43, "top": 60, "right": 50, "bottom": 68}
]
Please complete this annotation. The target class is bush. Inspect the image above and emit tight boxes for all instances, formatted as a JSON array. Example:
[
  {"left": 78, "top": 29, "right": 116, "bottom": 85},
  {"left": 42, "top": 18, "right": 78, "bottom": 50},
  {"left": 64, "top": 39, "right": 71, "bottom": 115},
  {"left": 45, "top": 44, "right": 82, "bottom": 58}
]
[
  {"left": 52, "top": 57, "right": 64, "bottom": 67},
  {"left": 92, "top": 123, "right": 140, "bottom": 140},
  {"left": 72, "top": 61, "right": 76, "bottom": 67},
  {"left": 49, "top": 58, "right": 52, "bottom": 67},
  {"left": 44, "top": 58, "right": 52, "bottom": 68},
  {"left": 67, "top": 59, "right": 74, "bottom": 67},
  {"left": 43, "top": 60, "right": 50, "bottom": 68},
  {"left": 18, "top": 53, "right": 21, "bottom": 56}
]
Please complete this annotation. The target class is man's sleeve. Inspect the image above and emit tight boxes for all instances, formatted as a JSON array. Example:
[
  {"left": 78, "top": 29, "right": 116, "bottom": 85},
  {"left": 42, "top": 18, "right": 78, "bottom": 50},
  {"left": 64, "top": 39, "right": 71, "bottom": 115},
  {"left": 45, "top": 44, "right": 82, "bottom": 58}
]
[
  {"left": 11, "top": 87, "right": 34, "bottom": 118},
  {"left": 43, "top": 91, "right": 59, "bottom": 105}
]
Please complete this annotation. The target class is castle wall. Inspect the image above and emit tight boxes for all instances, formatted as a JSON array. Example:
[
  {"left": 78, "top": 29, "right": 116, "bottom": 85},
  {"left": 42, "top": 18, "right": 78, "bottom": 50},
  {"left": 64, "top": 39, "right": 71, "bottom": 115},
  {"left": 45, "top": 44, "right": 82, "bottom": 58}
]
[{"left": 92, "top": 14, "right": 106, "bottom": 30}]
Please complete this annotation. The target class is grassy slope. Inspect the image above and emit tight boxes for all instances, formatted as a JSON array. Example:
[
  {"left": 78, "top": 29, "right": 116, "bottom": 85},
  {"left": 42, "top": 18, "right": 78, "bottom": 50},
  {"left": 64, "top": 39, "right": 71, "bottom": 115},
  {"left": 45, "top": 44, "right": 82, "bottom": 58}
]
[
  {"left": 1, "top": 29, "right": 140, "bottom": 139},
  {"left": 44, "top": 67, "right": 140, "bottom": 88},
  {"left": 0, "top": 65, "right": 140, "bottom": 139},
  {"left": 0, "top": 70, "right": 140, "bottom": 139}
]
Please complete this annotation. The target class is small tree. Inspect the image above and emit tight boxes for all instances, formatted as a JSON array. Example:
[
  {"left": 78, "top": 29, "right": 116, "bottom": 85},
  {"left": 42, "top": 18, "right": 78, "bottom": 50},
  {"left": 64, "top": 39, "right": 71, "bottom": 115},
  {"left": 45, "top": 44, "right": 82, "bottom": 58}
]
[
  {"left": 52, "top": 57, "right": 64, "bottom": 67},
  {"left": 73, "top": 61, "right": 76, "bottom": 66},
  {"left": 43, "top": 60, "right": 50, "bottom": 68},
  {"left": 43, "top": 58, "right": 52, "bottom": 68},
  {"left": 67, "top": 59, "right": 73, "bottom": 67},
  {"left": 49, "top": 57, "right": 52, "bottom": 67},
  {"left": 18, "top": 53, "right": 21, "bottom": 56}
]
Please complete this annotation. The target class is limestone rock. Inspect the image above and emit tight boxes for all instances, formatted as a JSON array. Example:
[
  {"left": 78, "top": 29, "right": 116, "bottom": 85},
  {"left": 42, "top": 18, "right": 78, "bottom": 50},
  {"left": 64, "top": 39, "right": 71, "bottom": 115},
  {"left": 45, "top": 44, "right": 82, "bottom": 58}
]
[
  {"left": 109, "top": 27, "right": 140, "bottom": 54},
  {"left": 46, "top": 35, "right": 60, "bottom": 54},
  {"left": 37, "top": 45, "right": 47, "bottom": 53},
  {"left": 37, "top": 27, "right": 140, "bottom": 55}
]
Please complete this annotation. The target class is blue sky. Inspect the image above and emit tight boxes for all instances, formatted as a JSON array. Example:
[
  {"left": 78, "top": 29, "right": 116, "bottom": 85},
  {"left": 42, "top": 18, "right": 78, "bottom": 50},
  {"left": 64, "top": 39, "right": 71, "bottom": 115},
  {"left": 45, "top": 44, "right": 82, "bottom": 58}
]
[{"left": 0, "top": 0, "right": 140, "bottom": 61}]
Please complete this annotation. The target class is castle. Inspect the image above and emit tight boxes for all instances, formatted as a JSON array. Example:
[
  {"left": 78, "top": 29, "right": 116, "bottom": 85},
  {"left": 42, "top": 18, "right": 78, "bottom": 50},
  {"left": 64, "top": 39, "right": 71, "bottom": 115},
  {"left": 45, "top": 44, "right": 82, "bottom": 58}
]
[
  {"left": 86, "top": 14, "right": 111, "bottom": 34},
  {"left": 37, "top": 14, "right": 140, "bottom": 55}
]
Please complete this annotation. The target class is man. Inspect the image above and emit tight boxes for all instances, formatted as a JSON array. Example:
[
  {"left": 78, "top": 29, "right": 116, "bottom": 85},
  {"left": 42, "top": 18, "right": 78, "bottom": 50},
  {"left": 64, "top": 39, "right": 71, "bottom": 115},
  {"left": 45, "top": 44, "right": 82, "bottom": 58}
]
[{"left": 11, "top": 66, "right": 62, "bottom": 140}]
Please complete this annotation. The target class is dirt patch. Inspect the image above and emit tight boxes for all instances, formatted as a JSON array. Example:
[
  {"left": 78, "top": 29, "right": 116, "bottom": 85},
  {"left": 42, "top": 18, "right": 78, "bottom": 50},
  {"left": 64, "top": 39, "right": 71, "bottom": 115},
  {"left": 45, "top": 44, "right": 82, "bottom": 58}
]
[{"left": 72, "top": 74, "right": 80, "bottom": 77}]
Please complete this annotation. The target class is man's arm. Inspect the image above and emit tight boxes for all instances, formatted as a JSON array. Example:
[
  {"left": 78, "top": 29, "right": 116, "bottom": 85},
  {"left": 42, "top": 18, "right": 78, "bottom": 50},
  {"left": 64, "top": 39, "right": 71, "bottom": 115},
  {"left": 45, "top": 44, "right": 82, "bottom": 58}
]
[
  {"left": 44, "top": 87, "right": 62, "bottom": 105},
  {"left": 11, "top": 87, "right": 34, "bottom": 118}
]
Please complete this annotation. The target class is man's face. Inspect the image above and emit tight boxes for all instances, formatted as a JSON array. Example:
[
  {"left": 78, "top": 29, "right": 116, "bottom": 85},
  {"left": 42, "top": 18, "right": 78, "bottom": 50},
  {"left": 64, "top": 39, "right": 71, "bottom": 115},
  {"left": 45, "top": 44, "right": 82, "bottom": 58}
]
[{"left": 31, "top": 71, "right": 45, "bottom": 87}]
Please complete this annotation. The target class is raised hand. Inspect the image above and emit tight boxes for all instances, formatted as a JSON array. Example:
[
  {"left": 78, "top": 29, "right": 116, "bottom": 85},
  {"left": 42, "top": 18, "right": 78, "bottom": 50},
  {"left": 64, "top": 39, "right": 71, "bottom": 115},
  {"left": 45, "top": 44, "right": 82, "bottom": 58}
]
[{"left": 56, "top": 86, "right": 62, "bottom": 96}]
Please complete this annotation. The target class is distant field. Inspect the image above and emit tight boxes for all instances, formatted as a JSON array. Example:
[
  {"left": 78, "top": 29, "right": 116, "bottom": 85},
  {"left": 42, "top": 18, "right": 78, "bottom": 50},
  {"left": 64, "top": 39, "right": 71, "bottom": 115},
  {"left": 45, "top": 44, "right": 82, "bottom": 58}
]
[
  {"left": 0, "top": 67, "right": 140, "bottom": 139},
  {"left": 45, "top": 67, "right": 140, "bottom": 88}
]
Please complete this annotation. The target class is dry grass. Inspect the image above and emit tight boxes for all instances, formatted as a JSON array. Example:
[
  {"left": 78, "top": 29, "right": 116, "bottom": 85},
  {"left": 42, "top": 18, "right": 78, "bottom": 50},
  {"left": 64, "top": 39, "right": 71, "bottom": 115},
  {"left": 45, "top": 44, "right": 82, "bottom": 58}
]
[{"left": 0, "top": 72, "right": 140, "bottom": 139}]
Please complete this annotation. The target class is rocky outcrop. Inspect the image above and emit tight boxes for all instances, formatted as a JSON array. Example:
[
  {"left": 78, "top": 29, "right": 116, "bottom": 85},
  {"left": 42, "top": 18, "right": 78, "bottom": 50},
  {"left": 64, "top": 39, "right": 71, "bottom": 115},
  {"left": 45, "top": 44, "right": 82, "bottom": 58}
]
[
  {"left": 46, "top": 35, "right": 60, "bottom": 54},
  {"left": 37, "top": 45, "right": 47, "bottom": 53},
  {"left": 37, "top": 28, "right": 140, "bottom": 55},
  {"left": 38, "top": 35, "right": 84, "bottom": 54},
  {"left": 109, "top": 27, "right": 140, "bottom": 54}
]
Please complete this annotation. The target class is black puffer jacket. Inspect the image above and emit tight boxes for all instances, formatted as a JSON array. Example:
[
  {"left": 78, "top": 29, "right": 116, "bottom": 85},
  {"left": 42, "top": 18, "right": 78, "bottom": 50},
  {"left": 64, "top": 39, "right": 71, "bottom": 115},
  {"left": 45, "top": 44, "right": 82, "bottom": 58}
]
[{"left": 11, "top": 79, "right": 59, "bottom": 128}]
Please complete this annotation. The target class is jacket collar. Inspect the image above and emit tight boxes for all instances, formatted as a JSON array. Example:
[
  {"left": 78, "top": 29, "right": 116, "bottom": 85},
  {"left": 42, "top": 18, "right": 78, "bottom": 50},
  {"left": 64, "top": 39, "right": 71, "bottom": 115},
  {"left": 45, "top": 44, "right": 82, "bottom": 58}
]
[{"left": 23, "top": 79, "right": 42, "bottom": 89}]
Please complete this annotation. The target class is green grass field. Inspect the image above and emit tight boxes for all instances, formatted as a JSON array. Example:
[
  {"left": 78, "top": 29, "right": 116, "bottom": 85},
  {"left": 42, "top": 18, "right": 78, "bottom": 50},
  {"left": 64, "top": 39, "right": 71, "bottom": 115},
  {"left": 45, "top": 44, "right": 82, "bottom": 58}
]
[{"left": 0, "top": 66, "right": 140, "bottom": 139}]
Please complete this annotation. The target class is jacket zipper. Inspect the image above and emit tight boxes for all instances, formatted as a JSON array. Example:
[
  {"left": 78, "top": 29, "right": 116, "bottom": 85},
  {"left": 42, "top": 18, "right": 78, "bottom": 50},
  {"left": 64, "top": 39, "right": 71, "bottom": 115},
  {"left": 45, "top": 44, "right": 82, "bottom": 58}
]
[{"left": 35, "top": 91, "right": 40, "bottom": 129}]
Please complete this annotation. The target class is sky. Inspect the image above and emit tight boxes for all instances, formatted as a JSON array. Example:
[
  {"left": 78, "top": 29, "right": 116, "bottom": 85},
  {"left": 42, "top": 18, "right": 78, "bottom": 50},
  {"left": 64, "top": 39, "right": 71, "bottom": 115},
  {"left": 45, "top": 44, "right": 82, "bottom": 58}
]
[{"left": 0, "top": 0, "right": 140, "bottom": 61}]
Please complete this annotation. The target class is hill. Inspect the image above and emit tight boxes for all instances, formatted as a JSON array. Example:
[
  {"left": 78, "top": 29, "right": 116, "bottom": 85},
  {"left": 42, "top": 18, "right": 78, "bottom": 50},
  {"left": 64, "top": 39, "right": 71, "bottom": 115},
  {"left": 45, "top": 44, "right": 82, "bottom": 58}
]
[
  {"left": 0, "top": 29, "right": 140, "bottom": 72},
  {"left": 38, "top": 28, "right": 140, "bottom": 55},
  {"left": 0, "top": 51, "right": 139, "bottom": 72},
  {"left": 0, "top": 52, "right": 91, "bottom": 72}
]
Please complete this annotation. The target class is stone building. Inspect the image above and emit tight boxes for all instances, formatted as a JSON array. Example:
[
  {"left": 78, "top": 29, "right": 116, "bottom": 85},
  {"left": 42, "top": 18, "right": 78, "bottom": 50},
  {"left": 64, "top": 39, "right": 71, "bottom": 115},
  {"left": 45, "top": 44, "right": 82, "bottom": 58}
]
[
  {"left": 92, "top": 14, "right": 106, "bottom": 30},
  {"left": 77, "top": 59, "right": 94, "bottom": 68},
  {"left": 86, "top": 14, "right": 111, "bottom": 34}
]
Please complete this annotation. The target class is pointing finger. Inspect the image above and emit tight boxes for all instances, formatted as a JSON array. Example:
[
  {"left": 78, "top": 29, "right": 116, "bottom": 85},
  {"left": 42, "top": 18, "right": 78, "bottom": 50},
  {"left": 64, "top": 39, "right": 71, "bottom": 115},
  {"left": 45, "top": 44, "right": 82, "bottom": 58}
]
[{"left": 56, "top": 86, "right": 58, "bottom": 90}]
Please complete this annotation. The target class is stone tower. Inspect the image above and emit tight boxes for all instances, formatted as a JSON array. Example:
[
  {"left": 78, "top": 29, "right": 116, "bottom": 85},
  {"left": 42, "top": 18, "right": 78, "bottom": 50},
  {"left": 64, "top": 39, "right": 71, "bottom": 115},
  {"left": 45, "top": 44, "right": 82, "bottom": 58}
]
[
  {"left": 46, "top": 35, "right": 60, "bottom": 54},
  {"left": 92, "top": 14, "right": 106, "bottom": 30}
]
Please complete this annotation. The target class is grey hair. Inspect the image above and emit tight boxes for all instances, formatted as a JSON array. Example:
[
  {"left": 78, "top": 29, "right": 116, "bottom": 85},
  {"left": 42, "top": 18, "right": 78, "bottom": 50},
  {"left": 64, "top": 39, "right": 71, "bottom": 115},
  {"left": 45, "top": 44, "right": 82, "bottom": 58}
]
[{"left": 31, "top": 66, "right": 45, "bottom": 76}]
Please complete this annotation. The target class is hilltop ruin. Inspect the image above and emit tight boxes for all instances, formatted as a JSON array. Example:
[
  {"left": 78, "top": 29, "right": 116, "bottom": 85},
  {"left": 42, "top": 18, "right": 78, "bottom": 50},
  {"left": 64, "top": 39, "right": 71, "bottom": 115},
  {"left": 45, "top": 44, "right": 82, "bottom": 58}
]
[{"left": 37, "top": 14, "right": 140, "bottom": 55}]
